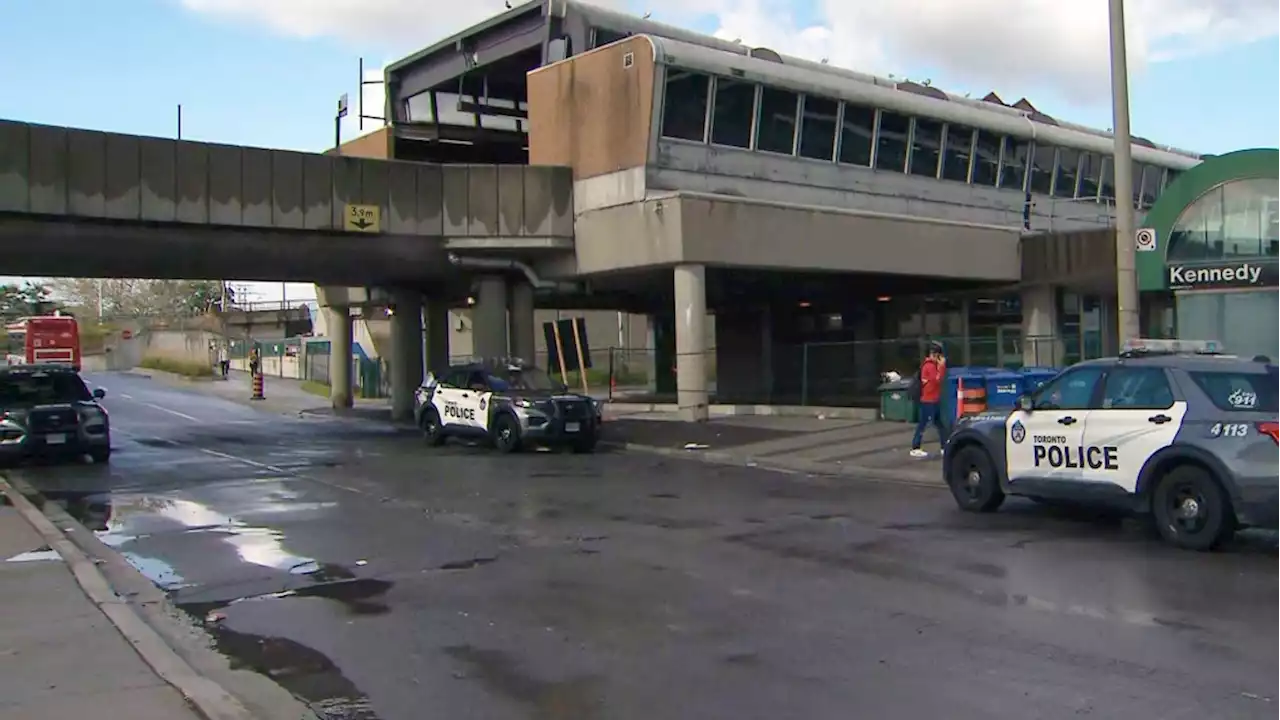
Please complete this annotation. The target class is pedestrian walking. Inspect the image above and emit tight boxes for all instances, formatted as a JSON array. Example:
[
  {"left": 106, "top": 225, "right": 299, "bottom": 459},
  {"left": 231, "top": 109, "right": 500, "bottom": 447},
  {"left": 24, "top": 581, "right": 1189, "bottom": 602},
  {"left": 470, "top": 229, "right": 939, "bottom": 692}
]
[
  {"left": 248, "top": 347, "right": 261, "bottom": 378},
  {"left": 909, "top": 341, "right": 948, "bottom": 458},
  {"left": 217, "top": 344, "right": 230, "bottom": 378}
]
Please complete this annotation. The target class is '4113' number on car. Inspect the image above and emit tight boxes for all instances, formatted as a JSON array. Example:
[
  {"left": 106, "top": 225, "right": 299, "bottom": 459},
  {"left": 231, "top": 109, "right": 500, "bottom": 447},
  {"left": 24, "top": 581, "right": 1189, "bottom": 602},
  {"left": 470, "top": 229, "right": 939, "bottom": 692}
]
[{"left": 1209, "top": 422, "right": 1249, "bottom": 438}]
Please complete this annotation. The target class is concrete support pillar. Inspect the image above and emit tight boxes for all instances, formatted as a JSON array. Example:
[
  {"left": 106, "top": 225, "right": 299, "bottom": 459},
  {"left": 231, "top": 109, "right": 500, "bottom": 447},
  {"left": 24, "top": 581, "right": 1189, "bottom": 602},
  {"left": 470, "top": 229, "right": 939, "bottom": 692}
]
[
  {"left": 473, "top": 275, "right": 508, "bottom": 359},
  {"left": 1021, "top": 285, "right": 1061, "bottom": 367},
  {"left": 424, "top": 299, "right": 450, "bottom": 375},
  {"left": 673, "top": 264, "right": 709, "bottom": 422},
  {"left": 508, "top": 281, "right": 536, "bottom": 363},
  {"left": 326, "top": 305, "right": 353, "bottom": 410},
  {"left": 389, "top": 290, "right": 424, "bottom": 423}
]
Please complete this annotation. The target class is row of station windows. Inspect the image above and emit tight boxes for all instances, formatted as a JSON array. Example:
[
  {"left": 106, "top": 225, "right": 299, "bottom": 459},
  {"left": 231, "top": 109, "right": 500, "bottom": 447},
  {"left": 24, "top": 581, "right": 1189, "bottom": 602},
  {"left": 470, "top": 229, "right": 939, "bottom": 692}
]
[{"left": 660, "top": 69, "right": 1182, "bottom": 209}]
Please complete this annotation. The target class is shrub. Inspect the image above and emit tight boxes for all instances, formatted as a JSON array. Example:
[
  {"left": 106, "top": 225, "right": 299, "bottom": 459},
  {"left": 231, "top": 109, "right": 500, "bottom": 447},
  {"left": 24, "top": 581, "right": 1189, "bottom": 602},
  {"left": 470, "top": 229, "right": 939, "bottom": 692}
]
[{"left": 139, "top": 355, "right": 213, "bottom": 378}]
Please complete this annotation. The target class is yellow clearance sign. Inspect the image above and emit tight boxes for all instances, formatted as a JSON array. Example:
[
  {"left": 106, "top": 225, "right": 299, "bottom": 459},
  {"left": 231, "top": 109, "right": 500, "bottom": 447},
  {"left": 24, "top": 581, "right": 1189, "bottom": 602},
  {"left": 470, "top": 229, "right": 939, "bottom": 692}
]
[{"left": 343, "top": 204, "right": 381, "bottom": 233}]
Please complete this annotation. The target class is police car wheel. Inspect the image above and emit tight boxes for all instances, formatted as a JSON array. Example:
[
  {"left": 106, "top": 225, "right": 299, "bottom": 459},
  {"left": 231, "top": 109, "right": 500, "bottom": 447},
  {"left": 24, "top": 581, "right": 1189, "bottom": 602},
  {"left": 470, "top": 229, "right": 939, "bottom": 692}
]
[
  {"left": 421, "top": 407, "right": 446, "bottom": 447},
  {"left": 1152, "top": 466, "right": 1234, "bottom": 551},
  {"left": 89, "top": 447, "right": 111, "bottom": 464},
  {"left": 492, "top": 414, "right": 522, "bottom": 454},
  {"left": 947, "top": 446, "right": 1004, "bottom": 513}
]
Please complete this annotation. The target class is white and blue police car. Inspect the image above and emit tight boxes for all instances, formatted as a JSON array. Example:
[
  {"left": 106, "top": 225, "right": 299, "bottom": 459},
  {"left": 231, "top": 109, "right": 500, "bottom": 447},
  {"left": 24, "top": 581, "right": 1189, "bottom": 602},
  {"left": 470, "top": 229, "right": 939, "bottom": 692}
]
[
  {"left": 943, "top": 339, "right": 1278, "bottom": 551},
  {"left": 413, "top": 358, "right": 602, "bottom": 454}
]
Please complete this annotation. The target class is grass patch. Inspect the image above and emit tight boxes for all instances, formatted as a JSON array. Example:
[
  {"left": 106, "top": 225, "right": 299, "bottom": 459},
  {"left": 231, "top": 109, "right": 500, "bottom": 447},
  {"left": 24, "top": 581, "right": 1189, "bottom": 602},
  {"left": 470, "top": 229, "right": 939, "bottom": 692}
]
[
  {"left": 139, "top": 355, "right": 213, "bottom": 378},
  {"left": 299, "top": 380, "right": 330, "bottom": 397}
]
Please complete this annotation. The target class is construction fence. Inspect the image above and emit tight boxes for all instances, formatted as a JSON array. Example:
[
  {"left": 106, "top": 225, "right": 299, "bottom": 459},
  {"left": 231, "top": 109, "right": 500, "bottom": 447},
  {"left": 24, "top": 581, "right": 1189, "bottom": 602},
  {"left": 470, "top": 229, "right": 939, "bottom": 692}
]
[{"left": 217, "top": 333, "right": 1088, "bottom": 407}]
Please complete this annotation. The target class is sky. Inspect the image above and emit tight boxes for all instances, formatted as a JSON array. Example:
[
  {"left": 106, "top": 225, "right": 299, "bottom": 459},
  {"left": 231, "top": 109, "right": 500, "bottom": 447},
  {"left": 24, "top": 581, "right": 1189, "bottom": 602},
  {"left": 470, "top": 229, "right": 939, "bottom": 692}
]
[{"left": 2, "top": 0, "right": 1277, "bottom": 301}]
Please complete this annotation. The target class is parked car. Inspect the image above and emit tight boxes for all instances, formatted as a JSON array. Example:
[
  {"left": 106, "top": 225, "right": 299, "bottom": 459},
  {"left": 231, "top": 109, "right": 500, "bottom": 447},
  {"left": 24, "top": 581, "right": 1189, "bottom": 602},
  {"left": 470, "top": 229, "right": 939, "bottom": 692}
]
[{"left": 0, "top": 364, "right": 110, "bottom": 465}]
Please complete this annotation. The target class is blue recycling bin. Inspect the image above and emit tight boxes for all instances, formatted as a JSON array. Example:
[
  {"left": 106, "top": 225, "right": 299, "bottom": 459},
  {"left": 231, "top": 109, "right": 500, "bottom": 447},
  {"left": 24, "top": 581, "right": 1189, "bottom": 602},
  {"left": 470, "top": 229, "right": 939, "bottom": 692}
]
[
  {"left": 1019, "top": 367, "right": 1061, "bottom": 397},
  {"left": 941, "top": 366, "right": 989, "bottom": 422},
  {"left": 985, "top": 370, "right": 1022, "bottom": 410}
]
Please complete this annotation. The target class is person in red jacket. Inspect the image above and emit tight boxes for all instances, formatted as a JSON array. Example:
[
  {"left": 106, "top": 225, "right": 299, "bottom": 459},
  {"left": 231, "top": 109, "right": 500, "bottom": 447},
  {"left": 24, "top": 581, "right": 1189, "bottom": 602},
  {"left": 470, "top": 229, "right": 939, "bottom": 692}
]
[{"left": 910, "top": 342, "right": 948, "bottom": 458}]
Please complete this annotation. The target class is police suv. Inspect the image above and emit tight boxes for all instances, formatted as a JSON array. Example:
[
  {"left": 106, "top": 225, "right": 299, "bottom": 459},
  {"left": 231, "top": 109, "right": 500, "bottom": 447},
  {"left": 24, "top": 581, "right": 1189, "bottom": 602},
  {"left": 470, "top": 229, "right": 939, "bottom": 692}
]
[
  {"left": 413, "top": 359, "right": 603, "bottom": 454},
  {"left": 943, "top": 339, "right": 1278, "bottom": 551}
]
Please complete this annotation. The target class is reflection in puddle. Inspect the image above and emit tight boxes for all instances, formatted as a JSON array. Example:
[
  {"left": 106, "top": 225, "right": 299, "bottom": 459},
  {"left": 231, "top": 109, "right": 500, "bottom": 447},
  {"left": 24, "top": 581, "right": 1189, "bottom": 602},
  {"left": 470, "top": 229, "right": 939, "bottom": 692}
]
[
  {"left": 7, "top": 546, "right": 61, "bottom": 563},
  {"left": 121, "top": 552, "right": 190, "bottom": 590},
  {"left": 110, "top": 497, "right": 319, "bottom": 574}
]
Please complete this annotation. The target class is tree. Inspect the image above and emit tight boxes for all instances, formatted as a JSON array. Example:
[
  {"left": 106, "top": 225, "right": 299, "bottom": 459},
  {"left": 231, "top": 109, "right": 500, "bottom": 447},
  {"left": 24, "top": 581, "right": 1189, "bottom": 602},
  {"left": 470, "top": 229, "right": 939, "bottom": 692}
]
[
  {"left": 0, "top": 282, "right": 59, "bottom": 322},
  {"left": 45, "top": 279, "right": 234, "bottom": 318}
]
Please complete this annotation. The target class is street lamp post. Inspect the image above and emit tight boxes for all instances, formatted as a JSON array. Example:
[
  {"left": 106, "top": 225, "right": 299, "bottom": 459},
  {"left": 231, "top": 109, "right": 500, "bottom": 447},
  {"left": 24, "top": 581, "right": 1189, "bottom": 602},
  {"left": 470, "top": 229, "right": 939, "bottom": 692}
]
[{"left": 1109, "top": 0, "right": 1140, "bottom": 345}]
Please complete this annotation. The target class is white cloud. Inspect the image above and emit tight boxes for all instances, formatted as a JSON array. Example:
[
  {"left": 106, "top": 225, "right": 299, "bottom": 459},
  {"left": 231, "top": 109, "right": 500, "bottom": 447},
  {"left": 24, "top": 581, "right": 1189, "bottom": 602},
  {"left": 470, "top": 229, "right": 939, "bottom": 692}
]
[{"left": 182, "top": 0, "right": 1278, "bottom": 108}]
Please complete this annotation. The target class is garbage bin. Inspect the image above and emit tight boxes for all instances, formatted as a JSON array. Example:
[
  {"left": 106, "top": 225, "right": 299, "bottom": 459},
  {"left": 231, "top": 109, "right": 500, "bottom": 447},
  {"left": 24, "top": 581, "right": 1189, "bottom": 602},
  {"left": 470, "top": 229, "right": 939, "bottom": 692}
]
[
  {"left": 941, "top": 367, "right": 988, "bottom": 422},
  {"left": 1019, "top": 367, "right": 1060, "bottom": 396},
  {"left": 985, "top": 370, "right": 1022, "bottom": 410},
  {"left": 878, "top": 380, "right": 915, "bottom": 422}
]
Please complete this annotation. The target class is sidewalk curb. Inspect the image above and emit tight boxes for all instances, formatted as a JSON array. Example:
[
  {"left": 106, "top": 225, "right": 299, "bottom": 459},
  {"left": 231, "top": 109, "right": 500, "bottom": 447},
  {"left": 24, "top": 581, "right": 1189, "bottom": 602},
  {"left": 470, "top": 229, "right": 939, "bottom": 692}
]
[
  {"left": 606, "top": 441, "right": 946, "bottom": 490},
  {"left": 0, "top": 477, "right": 259, "bottom": 720}
]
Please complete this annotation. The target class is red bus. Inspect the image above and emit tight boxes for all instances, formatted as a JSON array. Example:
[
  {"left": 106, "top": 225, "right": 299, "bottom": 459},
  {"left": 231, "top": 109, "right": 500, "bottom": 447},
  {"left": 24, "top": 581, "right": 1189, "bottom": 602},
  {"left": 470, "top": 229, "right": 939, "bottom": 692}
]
[{"left": 3, "top": 315, "right": 81, "bottom": 370}]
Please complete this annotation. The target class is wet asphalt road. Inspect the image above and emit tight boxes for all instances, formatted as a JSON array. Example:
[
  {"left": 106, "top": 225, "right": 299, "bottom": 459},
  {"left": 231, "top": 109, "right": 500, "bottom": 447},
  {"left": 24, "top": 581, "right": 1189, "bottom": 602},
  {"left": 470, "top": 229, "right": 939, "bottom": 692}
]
[{"left": 8, "top": 371, "right": 1278, "bottom": 720}]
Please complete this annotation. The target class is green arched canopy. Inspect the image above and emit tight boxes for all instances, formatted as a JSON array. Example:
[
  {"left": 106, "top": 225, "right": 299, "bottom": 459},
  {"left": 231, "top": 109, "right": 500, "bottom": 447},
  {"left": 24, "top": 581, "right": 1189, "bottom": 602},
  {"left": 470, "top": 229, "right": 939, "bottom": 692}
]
[{"left": 1136, "top": 148, "right": 1279, "bottom": 291}]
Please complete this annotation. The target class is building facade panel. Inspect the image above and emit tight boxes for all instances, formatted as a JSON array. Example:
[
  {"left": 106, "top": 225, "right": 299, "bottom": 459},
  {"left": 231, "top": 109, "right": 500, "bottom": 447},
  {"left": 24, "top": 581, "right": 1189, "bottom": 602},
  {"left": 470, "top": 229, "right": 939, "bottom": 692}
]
[{"left": 527, "top": 35, "right": 656, "bottom": 179}]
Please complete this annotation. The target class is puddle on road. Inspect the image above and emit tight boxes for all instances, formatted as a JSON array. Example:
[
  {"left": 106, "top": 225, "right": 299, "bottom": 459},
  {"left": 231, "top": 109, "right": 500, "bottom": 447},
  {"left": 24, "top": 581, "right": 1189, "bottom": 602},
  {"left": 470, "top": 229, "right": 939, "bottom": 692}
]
[{"left": 197, "top": 621, "right": 382, "bottom": 720}]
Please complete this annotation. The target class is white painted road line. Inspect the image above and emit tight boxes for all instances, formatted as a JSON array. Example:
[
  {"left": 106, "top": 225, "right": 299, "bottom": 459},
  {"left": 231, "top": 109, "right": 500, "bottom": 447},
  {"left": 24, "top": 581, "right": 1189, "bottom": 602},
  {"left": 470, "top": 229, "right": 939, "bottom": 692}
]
[{"left": 141, "top": 402, "right": 202, "bottom": 423}]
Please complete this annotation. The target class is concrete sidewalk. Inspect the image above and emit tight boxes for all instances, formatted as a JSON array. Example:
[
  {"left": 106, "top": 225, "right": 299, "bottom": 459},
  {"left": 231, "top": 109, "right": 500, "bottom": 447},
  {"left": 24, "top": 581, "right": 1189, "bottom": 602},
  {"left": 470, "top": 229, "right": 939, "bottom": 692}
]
[{"left": 0, "top": 488, "right": 216, "bottom": 719}]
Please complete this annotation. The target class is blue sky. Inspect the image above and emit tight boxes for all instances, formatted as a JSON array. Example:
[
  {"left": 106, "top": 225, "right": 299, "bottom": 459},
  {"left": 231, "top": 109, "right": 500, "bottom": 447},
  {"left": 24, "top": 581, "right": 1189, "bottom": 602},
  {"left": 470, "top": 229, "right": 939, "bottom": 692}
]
[{"left": 2, "top": 0, "right": 1277, "bottom": 299}]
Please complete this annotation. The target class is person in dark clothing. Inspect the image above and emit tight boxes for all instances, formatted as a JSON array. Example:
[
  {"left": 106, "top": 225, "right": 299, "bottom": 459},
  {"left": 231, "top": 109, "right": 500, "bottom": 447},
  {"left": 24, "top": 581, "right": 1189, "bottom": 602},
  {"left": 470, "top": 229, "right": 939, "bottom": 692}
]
[{"left": 910, "top": 342, "right": 948, "bottom": 457}]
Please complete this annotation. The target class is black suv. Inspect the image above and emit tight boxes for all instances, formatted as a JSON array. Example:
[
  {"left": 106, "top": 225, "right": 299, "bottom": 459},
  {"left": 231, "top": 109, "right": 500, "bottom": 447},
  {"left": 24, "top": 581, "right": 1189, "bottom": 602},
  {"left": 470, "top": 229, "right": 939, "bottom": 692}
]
[{"left": 0, "top": 364, "right": 111, "bottom": 464}]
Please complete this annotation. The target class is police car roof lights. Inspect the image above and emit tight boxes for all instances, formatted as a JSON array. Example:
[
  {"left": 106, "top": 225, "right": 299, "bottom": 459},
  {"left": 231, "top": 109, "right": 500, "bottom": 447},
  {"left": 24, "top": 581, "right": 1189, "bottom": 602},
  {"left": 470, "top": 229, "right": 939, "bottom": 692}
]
[{"left": 1121, "top": 338, "right": 1226, "bottom": 357}]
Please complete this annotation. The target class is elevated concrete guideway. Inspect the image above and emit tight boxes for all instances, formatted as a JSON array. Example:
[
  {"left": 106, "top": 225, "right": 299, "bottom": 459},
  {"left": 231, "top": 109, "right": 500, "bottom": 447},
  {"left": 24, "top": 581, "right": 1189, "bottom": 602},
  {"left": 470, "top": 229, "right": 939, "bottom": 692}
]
[{"left": 0, "top": 119, "right": 573, "bottom": 284}]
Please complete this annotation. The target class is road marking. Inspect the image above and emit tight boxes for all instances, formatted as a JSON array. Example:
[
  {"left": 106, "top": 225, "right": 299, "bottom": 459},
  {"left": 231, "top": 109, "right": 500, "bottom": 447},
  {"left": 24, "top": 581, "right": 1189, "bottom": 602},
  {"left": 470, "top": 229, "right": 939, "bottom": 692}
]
[
  {"left": 196, "top": 447, "right": 366, "bottom": 495},
  {"left": 141, "top": 402, "right": 202, "bottom": 422},
  {"left": 119, "top": 393, "right": 133, "bottom": 400}
]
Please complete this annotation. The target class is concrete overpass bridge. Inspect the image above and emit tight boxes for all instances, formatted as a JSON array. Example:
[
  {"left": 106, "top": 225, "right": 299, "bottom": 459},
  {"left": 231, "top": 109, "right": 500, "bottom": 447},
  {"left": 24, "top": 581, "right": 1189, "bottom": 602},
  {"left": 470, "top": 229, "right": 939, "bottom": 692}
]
[
  {"left": 0, "top": 118, "right": 576, "bottom": 418},
  {"left": 0, "top": 119, "right": 573, "bottom": 285}
]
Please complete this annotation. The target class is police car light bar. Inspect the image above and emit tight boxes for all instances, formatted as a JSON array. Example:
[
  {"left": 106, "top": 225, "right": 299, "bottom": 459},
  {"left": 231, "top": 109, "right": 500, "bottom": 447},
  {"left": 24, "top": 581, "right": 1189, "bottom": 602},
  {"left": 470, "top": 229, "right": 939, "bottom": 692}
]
[{"left": 1122, "top": 338, "right": 1225, "bottom": 356}]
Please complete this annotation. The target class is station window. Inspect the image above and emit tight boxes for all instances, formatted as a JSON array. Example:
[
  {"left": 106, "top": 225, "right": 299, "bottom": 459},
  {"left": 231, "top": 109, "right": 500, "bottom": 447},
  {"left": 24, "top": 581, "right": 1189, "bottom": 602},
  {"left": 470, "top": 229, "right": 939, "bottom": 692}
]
[
  {"left": 660, "top": 70, "right": 711, "bottom": 142},
  {"left": 971, "top": 130, "right": 1001, "bottom": 187},
  {"left": 710, "top": 77, "right": 756, "bottom": 149},
  {"left": 1028, "top": 142, "right": 1055, "bottom": 195},
  {"left": 1131, "top": 162, "right": 1147, "bottom": 208},
  {"left": 1098, "top": 157, "right": 1115, "bottom": 200},
  {"left": 1164, "top": 168, "right": 1181, "bottom": 189},
  {"left": 1077, "top": 152, "right": 1102, "bottom": 200},
  {"left": 909, "top": 118, "right": 943, "bottom": 178},
  {"left": 1053, "top": 148, "right": 1081, "bottom": 199},
  {"left": 838, "top": 102, "right": 875, "bottom": 167},
  {"left": 875, "top": 110, "right": 910, "bottom": 172},
  {"left": 999, "top": 138, "right": 1030, "bottom": 192},
  {"left": 756, "top": 86, "right": 799, "bottom": 155},
  {"left": 405, "top": 91, "right": 435, "bottom": 123},
  {"left": 1139, "top": 163, "right": 1161, "bottom": 208},
  {"left": 591, "top": 27, "right": 628, "bottom": 48},
  {"left": 797, "top": 95, "right": 838, "bottom": 161},
  {"left": 941, "top": 124, "right": 975, "bottom": 182}
]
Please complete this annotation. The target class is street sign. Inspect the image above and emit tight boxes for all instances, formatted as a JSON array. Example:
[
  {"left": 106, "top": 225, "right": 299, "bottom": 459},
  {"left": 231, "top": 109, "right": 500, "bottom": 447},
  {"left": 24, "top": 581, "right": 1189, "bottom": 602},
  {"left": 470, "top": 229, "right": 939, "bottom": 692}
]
[
  {"left": 1135, "top": 227, "right": 1157, "bottom": 252},
  {"left": 343, "top": 204, "right": 381, "bottom": 233},
  {"left": 337, "top": 93, "right": 350, "bottom": 119}
]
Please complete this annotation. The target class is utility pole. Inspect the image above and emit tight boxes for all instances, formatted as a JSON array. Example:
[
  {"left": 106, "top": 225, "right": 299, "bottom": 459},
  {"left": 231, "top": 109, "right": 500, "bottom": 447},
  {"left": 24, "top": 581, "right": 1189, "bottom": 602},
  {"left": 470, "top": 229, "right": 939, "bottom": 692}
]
[
  {"left": 177, "top": 104, "right": 183, "bottom": 140},
  {"left": 1109, "top": 0, "right": 1140, "bottom": 344}
]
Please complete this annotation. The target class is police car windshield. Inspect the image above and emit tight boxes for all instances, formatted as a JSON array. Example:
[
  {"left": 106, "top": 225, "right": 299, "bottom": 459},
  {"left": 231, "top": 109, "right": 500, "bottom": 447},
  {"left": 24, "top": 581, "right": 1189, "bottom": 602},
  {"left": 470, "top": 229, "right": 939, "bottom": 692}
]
[
  {"left": 487, "top": 368, "right": 557, "bottom": 392},
  {"left": 0, "top": 371, "right": 91, "bottom": 408}
]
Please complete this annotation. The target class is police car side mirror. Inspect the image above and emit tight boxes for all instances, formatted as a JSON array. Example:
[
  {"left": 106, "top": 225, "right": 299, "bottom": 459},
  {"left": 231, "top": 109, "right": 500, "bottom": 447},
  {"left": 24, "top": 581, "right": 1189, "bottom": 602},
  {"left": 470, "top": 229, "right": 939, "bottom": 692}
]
[{"left": 1016, "top": 394, "right": 1033, "bottom": 412}]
